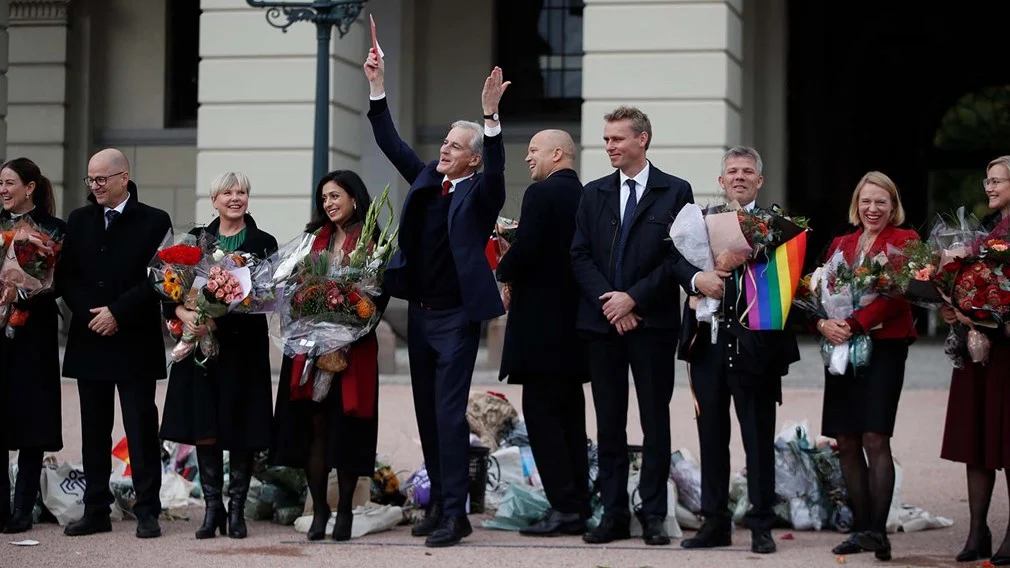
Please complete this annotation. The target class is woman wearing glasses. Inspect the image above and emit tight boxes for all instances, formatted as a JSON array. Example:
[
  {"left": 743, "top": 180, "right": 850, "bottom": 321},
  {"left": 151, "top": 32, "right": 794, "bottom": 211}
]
[{"left": 940, "top": 155, "right": 1010, "bottom": 565}]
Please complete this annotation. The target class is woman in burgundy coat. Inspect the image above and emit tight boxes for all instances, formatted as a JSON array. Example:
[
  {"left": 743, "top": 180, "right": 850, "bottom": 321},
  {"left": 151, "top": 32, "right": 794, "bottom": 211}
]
[
  {"left": 813, "top": 171, "right": 919, "bottom": 561},
  {"left": 939, "top": 155, "right": 1010, "bottom": 565}
]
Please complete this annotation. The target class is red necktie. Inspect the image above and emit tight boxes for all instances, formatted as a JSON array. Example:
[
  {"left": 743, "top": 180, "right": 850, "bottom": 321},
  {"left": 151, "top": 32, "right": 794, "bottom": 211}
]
[{"left": 442, "top": 180, "right": 452, "bottom": 196}]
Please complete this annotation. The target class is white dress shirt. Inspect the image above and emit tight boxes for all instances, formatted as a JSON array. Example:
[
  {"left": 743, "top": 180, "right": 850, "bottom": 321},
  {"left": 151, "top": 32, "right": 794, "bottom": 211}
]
[
  {"left": 104, "top": 194, "right": 130, "bottom": 228},
  {"left": 441, "top": 173, "right": 475, "bottom": 193},
  {"left": 618, "top": 163, "right": 651, "bottom": 221}
]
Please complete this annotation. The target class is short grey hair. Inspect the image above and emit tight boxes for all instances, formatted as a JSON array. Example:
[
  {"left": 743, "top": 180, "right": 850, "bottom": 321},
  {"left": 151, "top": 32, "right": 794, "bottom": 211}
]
[
  {"left": 209, "top": 171, "right": 251, "bottom": 200},
  {"left": 450, "top": 120, "right": 484, "bottom": 156},
  {"left": 988, "top": 155, "right": 1010, "bottom": 176},
  {"left": 721, "top": 146, "right": 763, "bottom": 175}
]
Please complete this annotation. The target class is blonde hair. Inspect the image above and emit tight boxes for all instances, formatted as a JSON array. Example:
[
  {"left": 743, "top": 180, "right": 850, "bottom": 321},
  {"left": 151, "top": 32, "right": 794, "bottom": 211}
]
[
  {"left": 848, "top": 171, "right": 906, "bottom": 227},
  {"left": 209, "top": 171, "right": 251, "bottom": 200},
  {"left": 987, "top": 155, "right": 1010, "bottom": 176}
]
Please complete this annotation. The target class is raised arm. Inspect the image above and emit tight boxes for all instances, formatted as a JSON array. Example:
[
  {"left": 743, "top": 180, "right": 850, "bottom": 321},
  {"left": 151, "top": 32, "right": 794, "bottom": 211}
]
[{"left": 364, "top": 48, "right": 425, "bottom": 184}]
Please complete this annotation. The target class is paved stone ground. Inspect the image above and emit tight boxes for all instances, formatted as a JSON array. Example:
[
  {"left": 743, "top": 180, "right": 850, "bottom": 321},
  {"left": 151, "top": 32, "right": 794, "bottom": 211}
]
[{"left": 4, "top": 338, "right": 1005, "bottom": 568}]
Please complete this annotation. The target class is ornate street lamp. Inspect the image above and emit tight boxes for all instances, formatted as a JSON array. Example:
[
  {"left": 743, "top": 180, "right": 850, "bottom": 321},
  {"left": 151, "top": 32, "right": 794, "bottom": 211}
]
[{"left": 246, "top": 1, "right": 369, "bottom": 195}]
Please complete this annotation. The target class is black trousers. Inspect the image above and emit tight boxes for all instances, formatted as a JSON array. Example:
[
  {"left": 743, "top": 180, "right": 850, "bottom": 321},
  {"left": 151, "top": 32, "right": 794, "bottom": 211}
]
[
  {"left": 77, "top": 379, "right": 162, "bottom": 519},
  {"left": 586, "top": 328, "right": 676, "bottom": 520},
  {"left": 519, "top": 378, "right": 589, "bottom": 516},
  {"left": 690, "top": 328, "right": 778, "bottom": 531},
  {"left": 407, "top": 304, "right": 481, "bottom": 518}
]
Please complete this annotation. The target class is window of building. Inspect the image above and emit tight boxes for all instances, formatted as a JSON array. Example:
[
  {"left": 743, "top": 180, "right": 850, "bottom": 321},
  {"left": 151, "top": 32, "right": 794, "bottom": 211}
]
[
  {"left": 165, "top": 0, "right": 201, "bottom": 128},
  {"left": 494, "top": 0, "right": 584, "bottom": 121}
]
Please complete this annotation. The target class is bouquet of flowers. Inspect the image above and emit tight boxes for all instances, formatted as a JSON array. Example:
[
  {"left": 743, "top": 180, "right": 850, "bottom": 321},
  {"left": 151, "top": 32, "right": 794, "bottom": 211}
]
[
  {"left": 271, "top": 184, "right": 399, "bottom": 402},
  {"left": 798, "top": 249, "right": 899, "bottom": 375},
  {"left": 0, "top": 216, "right": 64, "bottom": 337},
  {"left": 148, "top": 230, "right": 205, "bottom": 303},
  {"left": 671, "top": 201, "right": 809, "bottom": 335},
  {"left": 485, "top": 216, "right": 518, "bottom": 270}
]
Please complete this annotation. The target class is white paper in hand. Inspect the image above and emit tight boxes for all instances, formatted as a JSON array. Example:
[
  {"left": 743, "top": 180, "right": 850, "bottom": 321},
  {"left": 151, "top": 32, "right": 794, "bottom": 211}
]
[{"left": 370, "top": 15, "right": 385, "bottom": 58}]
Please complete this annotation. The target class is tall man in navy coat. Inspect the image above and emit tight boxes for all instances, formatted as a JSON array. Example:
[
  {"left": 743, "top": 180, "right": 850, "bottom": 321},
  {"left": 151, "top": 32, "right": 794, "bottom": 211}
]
[
  {"left": 364, "top": 49, "right": 508, "bottom": 547},
  {"left": 571, "top": 107, "right": 697, "bottom": 546}
]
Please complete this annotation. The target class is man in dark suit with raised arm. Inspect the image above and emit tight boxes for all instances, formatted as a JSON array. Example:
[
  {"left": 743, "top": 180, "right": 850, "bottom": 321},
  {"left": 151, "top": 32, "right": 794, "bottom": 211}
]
[
  {"left": 495, "top": 129, "right": 589, "bottom": 537},
  {"left": 363, "top": 48, "right": 508, "bottom": 548},
  {"left": 571, "top": 106, "right": 696, "bottom": 546}
]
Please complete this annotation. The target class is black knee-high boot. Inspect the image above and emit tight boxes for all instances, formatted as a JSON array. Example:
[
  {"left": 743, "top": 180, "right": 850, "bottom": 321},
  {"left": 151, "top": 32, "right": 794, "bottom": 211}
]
[
  {"left": 5, "top": 449, "right": 43, "bottom": 534},
  {"left": 195, "top": 445, "right": 227, "bottom": 539},
  {"left": 227, "top": 451, "right": 253, "bottom": 539}
]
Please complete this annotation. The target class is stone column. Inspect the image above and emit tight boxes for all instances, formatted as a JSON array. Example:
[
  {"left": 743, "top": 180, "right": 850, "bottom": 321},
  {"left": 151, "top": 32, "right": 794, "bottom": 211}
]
[
  {"left": 196, "top": 0, "right": 368, "bottom": 241},
  {"left": 581, "top": 0, "right": 744, "bottom": 204},
  {"left": 6, "top": 0, "right": 69, "bottom": 215}
]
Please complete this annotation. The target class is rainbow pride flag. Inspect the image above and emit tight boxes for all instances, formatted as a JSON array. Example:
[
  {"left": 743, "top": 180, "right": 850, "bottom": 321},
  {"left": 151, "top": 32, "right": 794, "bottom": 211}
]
[{"left": 740, "top": 230, "right": 808, "bottom": 330}]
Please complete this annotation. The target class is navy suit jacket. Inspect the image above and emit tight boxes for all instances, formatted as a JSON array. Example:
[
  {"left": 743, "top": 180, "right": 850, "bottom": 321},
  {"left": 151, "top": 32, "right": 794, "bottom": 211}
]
[
  {"left": 571, "top": 163, "right": 696, "bottom": 334},
  {"left": 367, "top": 98, "right": 506, "bottom": 322}
]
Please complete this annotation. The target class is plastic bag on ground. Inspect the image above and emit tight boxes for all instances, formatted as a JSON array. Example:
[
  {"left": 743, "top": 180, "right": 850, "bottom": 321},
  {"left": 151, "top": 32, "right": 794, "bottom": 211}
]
[
  {"left": 484, "top": 446, "right": 538, "bottom": 511},
  {"left": 773, "top": 421, "right": 826, "bottom": 530},
  {"left": 500, "top": 419, "right": 530, "bottom": 448},
  {"left": 480, "top": 484, "right": 551, "bottom": 531},
  {"left": 629, "top": 471, "right": 682, "bottom": 539},
  {"left": 403, "top": 465, "right": 431, "bottom": 509},
  {"left": 293, "top": 502, "right": 403, "bottom": 538},
  {"left": 466, "top": 391, "right": 518, "bottom": 452},
  {"left": 670, "top": 448, "right": 702, "bottom": 513},
  {"left": 39, "top": 461, "right": 86, "bottom": 526}
]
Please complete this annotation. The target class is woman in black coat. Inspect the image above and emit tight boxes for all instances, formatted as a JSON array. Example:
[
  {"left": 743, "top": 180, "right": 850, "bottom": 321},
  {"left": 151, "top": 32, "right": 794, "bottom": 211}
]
[
  {"left": 271, "top": 170, "right": 388, "bottom": 542},
  {"left": 0, "top": 158, "right": 66, "bottom": 533},
  {"left": 159, "top": 172, "right": 277, "bottom": 540}
]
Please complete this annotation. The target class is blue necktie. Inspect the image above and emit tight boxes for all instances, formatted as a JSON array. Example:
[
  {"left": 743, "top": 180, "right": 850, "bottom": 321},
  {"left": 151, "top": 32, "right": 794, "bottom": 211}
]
[
  {"left": 105, "top": 209, "right": 119, "bottom": 229},
  {"left": 614, "top": 179, "right": 638, "bottom": 290}
]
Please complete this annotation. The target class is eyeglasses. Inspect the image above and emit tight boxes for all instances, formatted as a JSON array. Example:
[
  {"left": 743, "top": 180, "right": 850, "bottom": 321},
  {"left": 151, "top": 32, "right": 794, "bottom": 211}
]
[
  {"left": 983, "top": 177, "right": 1009, "bottom": 189},
  {"left": 83, "top": 171, "right": 125, "bottom": 187}
]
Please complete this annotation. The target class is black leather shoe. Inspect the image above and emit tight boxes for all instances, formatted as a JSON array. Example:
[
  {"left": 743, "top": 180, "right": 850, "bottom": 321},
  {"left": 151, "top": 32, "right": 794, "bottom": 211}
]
[
  {"left": 519, "top": 509, "right": 584, "bottom": 537},
  {"left": 332, "top": 511, "right": 353, "bottom": 541},
  {"left": 956, "top": 526, "right": 992, "bottom": 562},
  {"left": 855, "top": 531, "right": 891, "bottom": 561},
  {"left": 582, "top": 515, "right": 631, "bottom": 544},
  {"left": 751, "top": 529, "right": 776, "bottom": 554},
  {"left": 681, "top": 520, "right": 732, "bottom": 549},
  {"left": 64, "top": 513, "right": 112, "bottom": 537},
  {"left": 424, "top": 516, "right": 472, "bottom": 548},
  {"left": 640, "top": 515, "right": 670, "bottom": 546},
  {"left": 411, "top": 502, "right": 444, "bottom": 537},
  {"left": 136, "top": 516, "right": 161, "bottom": 539},
  {"left": 832, "top": 533, "right": 866, "bottom": 555},
  {"left": 3, "top": 509, "right": 32, "bottom": 534}
]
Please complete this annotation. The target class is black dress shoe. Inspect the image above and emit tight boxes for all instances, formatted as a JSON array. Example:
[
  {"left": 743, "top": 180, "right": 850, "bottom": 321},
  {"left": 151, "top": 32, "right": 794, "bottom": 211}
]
[
  {"left": 832, "top": 533, "right": 866, "bottom": 555},
  {"left": 583, "top": 515, "right": 631, "bottom": 544},
  {"left": 956, "top": 526, "right": 992, "bottom": 562},
  {"left": 411, "top": 502, "right": 444, "bottom": 537},
  {"left": 3, "top": 510, "right": 32, "bottom": 534},
  {"left": 855, "top": 531, "right": 891, "bottom": 561},
  {"left": 425, "top": 516, "right": 472, "bottom": 548},
  {"left": 136, "top": 516, "right": 162, "bottom": 539},
  {"left": 64, "top": 513, "right": 112, "bottom": 537},
  {"left": 751, "top": 530, "right": 776, "bottom": 554},
  {"left": 332, "top": 511, "right": 353, "bottom": 541},
  {"left": 520, "top": 509, "right": 584, "bottom": 536},
  {"left": 639, "top": 515, "right": 671, "bottom": 546},
  {"left": 681, "top": 520, "right": 732, "bottom": 549}
]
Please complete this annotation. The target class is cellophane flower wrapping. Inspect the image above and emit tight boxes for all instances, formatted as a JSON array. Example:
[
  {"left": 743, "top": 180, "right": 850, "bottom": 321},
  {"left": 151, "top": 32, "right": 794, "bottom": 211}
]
[
  {"left": 169, "top": 237, "right": 266, "bottom": 364},
  {"left": 0, "top": 216, "right": 64, "bottom": 337},
  {"left": 270, "top": 183, "right": 399, "bottom": 364},
  {"left": 669, "top": 204, "right": 720, "bottom": 322}
]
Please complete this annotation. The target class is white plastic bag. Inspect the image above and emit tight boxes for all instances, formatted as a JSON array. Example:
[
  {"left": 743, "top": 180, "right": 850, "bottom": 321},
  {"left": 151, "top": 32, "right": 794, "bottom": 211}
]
[
  {"left": 40, "top": 462, "right": 86, "bottom": 526},
  {"left": 293, "top": 502, "right": 402, "bottom": 538},
  {"left": 628, "top": 471, "right": 682, "bottom": 539}
]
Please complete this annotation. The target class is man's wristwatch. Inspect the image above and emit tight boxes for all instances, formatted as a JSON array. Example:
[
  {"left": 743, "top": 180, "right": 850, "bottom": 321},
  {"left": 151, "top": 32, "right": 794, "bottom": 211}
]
[{"left": 483, "top": 112, "right": 499, "bottom": 121}]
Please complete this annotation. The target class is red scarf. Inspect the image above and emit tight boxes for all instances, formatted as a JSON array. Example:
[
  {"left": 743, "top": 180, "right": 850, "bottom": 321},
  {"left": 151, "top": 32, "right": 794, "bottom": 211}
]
[{"left": 287, "top": 223, "right": 378, "bottom": 417}]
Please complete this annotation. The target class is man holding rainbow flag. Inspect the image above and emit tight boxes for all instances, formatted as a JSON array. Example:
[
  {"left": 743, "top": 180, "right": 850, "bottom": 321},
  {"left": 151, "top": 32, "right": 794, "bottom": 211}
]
[{"left": 675, "top": 146, "right": 806, "bottom": 555}]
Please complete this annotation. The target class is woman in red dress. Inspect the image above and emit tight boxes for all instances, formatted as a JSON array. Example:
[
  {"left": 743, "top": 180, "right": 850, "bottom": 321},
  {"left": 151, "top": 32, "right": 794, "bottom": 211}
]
[
  {"left": 814, "top": 171, "right": 919, "bottom": 561},
  {"left": 940, "top": 155, "right": 1010, "bottom": 565}
]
